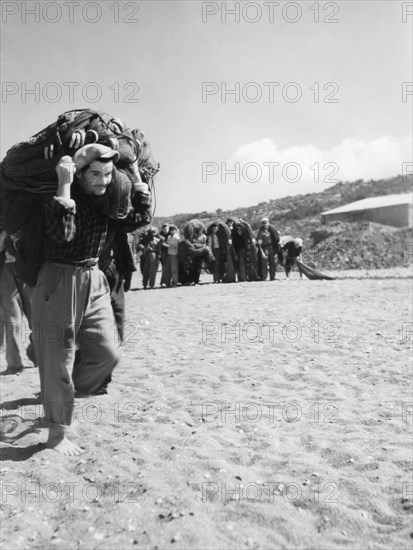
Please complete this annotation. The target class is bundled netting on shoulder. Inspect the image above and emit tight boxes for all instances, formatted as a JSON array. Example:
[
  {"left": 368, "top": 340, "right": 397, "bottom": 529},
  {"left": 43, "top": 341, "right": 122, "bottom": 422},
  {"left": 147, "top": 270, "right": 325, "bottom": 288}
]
[
  {"left": 207, "top": 221, "right": 231, "bottom": 249},
  {"left": 236, "top": 220, "right": 254, "bottom": 246},
  {"left": 1, "top": 109, "right": 158, "bottom": 197},
  {"left": 178, "top": 239, "right": 213, "bottom": 285},
  {"left": 183, "top": 219, "right": 206, "bottom": 241},
  {"left": 0, "top": 109, "right": 159, "bottom": 285},
  {"left": 236, "top": 219, "right": 259, "bottom": 280}
]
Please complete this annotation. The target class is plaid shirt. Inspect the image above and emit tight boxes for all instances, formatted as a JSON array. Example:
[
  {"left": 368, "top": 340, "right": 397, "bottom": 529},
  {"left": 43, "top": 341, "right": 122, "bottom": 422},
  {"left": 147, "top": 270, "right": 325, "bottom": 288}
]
[{"left": 43, "top": 186, "right": 151, "bottom": 262}]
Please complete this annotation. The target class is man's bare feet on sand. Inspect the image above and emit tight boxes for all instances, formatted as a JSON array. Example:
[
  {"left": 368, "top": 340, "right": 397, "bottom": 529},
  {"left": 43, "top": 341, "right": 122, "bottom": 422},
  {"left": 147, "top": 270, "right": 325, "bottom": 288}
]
[{"left": 47, "top": 424, "right": 84, "bottom": 456}]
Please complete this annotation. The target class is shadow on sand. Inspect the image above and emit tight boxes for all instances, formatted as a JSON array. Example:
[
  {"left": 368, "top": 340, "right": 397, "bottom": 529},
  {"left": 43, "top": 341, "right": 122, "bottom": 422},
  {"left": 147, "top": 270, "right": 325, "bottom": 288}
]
[{"left": 0, "top": 397, "right": 46, "bottom": 461}]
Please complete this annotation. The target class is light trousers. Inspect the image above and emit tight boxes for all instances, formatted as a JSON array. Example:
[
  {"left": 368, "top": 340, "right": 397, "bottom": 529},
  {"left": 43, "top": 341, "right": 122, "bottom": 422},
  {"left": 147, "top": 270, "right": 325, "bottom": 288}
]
[
  {"left": 31, "top": 262, "right": 119, "bottom": 426},
  {"left": 0, "top": 262, "right": 33, "bottom": 369}
]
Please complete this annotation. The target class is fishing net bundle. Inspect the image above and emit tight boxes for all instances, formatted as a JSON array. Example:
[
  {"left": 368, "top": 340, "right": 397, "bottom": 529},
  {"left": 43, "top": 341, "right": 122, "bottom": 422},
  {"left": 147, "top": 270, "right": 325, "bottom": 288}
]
[
  {"left": 206, "top": 221, "right": 232, "bottom": 250},
  {"left": 0, "top": 109, "right": 159, "bottom": 285},
  {"left": 234, "top": 219, "right": 259, "bottom": 280},
  {"left": 206, "top": 221, "right": 236, "bottom": 282},
  {"left": 183, "top": 219, "right": 206, "bottom": 241},
  {"left": 179, "top": 219, "right": 213, "bottom": 283}
]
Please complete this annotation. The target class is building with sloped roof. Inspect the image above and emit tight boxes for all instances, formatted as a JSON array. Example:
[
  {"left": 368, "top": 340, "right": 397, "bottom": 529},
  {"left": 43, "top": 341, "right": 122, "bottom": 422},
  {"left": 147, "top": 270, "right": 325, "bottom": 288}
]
[{"left": 321, "top": 193, "right": 413, "bottom": 227}]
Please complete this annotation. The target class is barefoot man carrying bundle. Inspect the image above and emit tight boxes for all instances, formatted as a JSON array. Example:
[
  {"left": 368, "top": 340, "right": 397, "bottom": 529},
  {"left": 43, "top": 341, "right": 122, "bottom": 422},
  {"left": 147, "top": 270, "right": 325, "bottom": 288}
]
[{"left": 31, "top": 144, "right": 151, "bottom": 455}]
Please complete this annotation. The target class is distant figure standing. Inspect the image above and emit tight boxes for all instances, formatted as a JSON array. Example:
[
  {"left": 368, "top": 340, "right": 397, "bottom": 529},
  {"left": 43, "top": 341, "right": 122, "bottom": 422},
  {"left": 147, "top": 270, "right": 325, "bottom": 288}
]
[
  {"left": 232, "top": 223, "right": 247, "bottom": 282},
  {"left": 162, "top": 225, "right": 180, "bottom": 287},
  {"left": 278, "top": 236, "right": 303, "bottom": 278},
  {"left": 207, "top": 222, "right": 225, "bottom": 283},
  {"left": 159, "top": 223, "right": 170, "bottom": 286},
  {"left": 189, "top": 227, "right": 207, "bottom": 284},
  {"left": 142, "top": 227, "right": 161, "bottom": 289}
]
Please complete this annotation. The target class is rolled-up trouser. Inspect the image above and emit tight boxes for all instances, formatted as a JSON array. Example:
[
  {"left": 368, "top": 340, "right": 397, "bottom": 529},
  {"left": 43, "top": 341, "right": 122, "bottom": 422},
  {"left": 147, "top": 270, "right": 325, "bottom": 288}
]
[{"left": 31, "top": 262, "right": 120, "bottom": 426}]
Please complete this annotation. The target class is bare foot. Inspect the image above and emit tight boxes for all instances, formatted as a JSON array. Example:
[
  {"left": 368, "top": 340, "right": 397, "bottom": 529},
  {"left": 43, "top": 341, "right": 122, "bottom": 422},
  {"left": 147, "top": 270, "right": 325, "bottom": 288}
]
[{"left": 47, "top": 424, "right": 84, "bottom": 456}]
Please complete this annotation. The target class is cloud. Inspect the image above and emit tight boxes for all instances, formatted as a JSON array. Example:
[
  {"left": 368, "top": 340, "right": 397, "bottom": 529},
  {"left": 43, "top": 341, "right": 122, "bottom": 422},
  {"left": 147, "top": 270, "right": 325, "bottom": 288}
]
[
  {"left": 230, "top": 136, "right": 412, "bottom": 182},
  {"left": 199, "top": 136, "right": 412, "bottom": 212}
]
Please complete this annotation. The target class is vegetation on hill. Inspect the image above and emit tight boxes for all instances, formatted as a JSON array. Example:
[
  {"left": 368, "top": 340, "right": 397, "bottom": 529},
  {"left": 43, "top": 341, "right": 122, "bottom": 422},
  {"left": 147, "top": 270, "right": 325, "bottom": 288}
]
[{"left": 150, "top": 175, "right": 413, "bottom": 270}]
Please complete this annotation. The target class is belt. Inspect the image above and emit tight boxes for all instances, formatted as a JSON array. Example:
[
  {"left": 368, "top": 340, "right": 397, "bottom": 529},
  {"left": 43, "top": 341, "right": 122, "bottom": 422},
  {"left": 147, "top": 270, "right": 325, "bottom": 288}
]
[{"left": 47, "top": 258, "right": 99, "bottom": 268}]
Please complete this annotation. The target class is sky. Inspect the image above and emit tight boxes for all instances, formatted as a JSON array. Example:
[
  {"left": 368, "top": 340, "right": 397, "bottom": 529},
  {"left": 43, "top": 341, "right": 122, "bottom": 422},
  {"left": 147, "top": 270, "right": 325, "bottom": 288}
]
[{"left": 1, "top": 0, "right": 412, "bottom": 216}]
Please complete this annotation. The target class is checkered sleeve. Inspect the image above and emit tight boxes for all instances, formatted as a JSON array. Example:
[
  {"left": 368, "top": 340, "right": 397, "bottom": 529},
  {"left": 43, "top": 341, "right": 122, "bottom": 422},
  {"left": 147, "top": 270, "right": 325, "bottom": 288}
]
[
  {"left": 44, "top": 196, "right": 77, "bottom": 243},
  {"left": 113, "top": 191, "right": 152, "bottom": 232}
]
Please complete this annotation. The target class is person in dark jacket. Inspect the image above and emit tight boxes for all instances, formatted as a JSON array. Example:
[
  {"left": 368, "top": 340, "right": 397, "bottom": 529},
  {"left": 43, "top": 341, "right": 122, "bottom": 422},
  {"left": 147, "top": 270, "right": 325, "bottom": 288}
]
[
  {"left": 256, "top": 218, "right": 278, "bottom": 281},
  {"left": 232, "top": 223, "right": 247, "bottom": 282}
]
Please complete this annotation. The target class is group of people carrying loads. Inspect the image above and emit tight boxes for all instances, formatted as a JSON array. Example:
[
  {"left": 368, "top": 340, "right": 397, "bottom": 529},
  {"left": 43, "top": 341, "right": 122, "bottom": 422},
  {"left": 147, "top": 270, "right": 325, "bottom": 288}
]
[
  {"left": 0, "top": 108, "right": 305, "bottom": 456},
  {"left": 138, "top": 217, "right": 304, "bottom": 288}
]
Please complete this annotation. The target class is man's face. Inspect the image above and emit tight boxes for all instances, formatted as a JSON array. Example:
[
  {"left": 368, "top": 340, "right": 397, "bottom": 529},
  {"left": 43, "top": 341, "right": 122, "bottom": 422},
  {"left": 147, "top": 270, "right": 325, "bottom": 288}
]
[
  {"left": 79, "top": 160, "right": 114, "bottom": 195},
  {"left": 261, "top": 221, "right": 269, "bottom": 229}
]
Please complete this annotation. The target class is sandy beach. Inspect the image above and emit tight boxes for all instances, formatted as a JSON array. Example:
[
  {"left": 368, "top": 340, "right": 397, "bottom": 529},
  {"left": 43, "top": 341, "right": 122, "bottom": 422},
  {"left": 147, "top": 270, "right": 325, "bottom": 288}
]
[{"left": 1, "top": 269, "right": 412, "bottom": 550}]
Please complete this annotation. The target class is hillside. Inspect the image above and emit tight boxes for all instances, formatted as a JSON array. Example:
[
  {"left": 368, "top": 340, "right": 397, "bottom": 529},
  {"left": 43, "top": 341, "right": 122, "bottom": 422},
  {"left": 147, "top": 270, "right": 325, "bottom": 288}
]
[{"left": 151, "top": 175, "right": 413, "bottom": 270}]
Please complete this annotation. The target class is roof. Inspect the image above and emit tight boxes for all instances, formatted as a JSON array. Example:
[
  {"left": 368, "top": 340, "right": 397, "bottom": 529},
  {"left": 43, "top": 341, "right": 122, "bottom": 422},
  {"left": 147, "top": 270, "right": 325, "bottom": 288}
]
[{"left": 321, "top": 193, "right": 413, "bottom": 216}]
